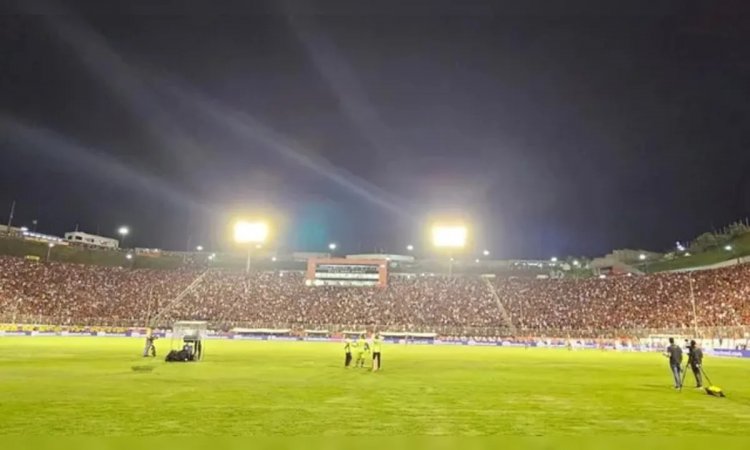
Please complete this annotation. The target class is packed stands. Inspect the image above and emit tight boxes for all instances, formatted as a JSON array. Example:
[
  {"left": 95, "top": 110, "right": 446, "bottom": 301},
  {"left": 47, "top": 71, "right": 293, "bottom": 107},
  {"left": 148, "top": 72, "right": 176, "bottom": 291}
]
[
  {"left": 493, "top": 264, "right": 750, "bottom": 334},
  {"left": 1, "top": 255, "right": 749, "bottom": 336}
]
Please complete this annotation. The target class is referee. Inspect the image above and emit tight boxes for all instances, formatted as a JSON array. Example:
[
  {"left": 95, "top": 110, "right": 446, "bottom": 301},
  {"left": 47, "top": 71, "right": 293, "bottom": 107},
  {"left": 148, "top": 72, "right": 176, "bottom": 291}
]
[{"left": 372, "top": 333, "right": 382, "bottom": 371}]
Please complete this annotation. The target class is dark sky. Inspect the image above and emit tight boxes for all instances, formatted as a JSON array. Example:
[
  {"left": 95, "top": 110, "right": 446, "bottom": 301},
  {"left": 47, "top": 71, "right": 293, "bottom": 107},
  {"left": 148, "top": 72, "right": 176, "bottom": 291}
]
[{"left": 1, "top": 0, "right": 749, "bottom": 258}]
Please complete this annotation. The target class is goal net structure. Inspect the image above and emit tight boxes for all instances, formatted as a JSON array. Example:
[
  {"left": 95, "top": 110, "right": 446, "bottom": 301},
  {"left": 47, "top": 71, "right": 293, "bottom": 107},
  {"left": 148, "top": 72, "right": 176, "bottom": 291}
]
[{"left": 172, "top": 320, "right": 208, "bottom": 361}]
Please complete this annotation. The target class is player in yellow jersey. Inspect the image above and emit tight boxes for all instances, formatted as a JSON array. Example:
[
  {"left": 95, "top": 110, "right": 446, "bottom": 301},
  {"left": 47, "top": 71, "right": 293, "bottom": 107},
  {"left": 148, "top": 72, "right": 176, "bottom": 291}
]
[{"left": 355, "top": 334, "right": 370, "bottom": 368}]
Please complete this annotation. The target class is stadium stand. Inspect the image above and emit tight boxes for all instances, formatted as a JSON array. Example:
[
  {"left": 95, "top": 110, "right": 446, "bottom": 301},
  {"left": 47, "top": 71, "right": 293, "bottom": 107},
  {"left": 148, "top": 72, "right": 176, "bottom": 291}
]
[{"left": 1, "top": 255, "right": 749, "bottom": 336}]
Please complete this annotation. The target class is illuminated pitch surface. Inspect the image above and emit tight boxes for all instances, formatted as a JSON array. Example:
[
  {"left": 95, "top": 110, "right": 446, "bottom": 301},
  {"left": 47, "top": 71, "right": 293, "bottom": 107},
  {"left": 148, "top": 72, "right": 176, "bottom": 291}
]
[{"left": 0, "top": 338, "right": 748, "bottom": 435}]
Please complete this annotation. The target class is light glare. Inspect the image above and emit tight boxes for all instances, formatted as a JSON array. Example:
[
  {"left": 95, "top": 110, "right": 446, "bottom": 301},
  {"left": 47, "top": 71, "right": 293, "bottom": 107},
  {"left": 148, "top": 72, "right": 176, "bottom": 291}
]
[
  {"left": 233, "top": 221, "right": 269, "bottom": 244},
  {"left": 431, "top": 225, "right": 467, "bottom": 248}
]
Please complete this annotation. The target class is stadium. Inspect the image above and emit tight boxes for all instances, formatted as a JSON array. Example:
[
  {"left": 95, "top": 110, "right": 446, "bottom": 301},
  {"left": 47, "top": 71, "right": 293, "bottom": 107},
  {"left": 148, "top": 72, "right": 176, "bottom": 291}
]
[
  {"left": 1, "top": 218, "right": 750, "bottom": 435},
  {"left": 3, "top": 0, "right": 750, "bottom": 440}
]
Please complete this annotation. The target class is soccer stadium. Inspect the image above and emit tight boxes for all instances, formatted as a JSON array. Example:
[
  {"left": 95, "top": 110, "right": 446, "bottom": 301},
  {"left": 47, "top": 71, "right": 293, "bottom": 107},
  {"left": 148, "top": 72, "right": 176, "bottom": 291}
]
[
  {"left": 2, "top": 0, "right": 750, "bottom": 440},
  {"left": 1, "top": 220, "right": 750, "bottom": 435}
]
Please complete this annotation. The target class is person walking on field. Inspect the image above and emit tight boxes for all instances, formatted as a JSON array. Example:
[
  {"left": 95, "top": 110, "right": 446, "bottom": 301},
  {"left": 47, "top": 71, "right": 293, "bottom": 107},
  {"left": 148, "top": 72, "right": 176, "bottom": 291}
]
[
  {"left": 372, "top": 333, "right": 383, "bottom": 371},
  {"left": 687, "top": 340, "right": 704, "bottom": 388},
  {"left": 344, "top": 339, "right": 353, "bottom": 367},
  {"left": 664, "top": 337, "right": 683, "bottom": 389}
]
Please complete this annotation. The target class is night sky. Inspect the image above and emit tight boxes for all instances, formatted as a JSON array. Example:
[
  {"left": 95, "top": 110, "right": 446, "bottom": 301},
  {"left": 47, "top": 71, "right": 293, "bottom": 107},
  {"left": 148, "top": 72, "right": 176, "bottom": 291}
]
[{"left": 1, "top": 0, "right": 749, "bottom": 258}]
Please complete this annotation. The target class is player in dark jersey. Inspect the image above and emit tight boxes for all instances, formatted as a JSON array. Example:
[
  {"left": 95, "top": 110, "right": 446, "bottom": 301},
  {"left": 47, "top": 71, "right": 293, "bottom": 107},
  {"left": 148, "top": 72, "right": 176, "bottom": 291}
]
[{"left": 344, "top": 339, "right": 352, "bottom": 367}]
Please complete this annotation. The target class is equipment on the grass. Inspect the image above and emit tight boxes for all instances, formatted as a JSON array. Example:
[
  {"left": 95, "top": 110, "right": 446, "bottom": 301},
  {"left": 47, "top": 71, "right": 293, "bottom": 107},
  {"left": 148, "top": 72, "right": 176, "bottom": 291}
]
[
  {"left": 680, "top": 363, "right": 725, "bottom": 397},
  {"left": 679, "top": 363, "right": 688, "bottom": 391},
  {"left": 167, "top": 320, "right": 207, "bottom": 362},
  {"left": 700, "top": 367, "right": 725, "bottom": 397}
]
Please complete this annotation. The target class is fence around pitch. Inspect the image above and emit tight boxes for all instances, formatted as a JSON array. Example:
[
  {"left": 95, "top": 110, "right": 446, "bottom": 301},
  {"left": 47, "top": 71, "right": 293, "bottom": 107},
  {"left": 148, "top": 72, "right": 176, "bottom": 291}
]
[{"left": 1, "top": 313, "right": 747, "bottom": 339}]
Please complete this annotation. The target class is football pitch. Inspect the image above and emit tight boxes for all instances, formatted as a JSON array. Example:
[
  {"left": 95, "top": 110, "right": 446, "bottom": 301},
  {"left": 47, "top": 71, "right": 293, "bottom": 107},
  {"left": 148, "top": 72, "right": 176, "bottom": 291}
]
[{"left": 1, "top": 337, "right": 749, "bottom": 436}]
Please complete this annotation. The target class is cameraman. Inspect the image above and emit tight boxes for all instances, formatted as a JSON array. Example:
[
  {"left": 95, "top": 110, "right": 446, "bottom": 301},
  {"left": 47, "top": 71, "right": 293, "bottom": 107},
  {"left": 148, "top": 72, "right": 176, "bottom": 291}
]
[{"left": 687, "top": 340, "right": 704, "bottom": 388}]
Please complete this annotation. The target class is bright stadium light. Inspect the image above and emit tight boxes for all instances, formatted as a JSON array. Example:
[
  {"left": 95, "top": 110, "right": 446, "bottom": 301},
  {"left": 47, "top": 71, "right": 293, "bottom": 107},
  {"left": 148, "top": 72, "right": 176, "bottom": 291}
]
[
  {"left": 233, "top": 221, "right": 269, "bottom": 244},
  {"left": 233, "top": 220, "right": 270, "bottom": 273},
  {"left": 328, "top": 242, "right": 337, "bottom": 251},
  {"left": 550, "top": 257, "right": 558, "bottom": 262},
  {"left": 271, "top": 256, "right": 277, "bottom": 262},
  {"left": 196, "top": 245, "right": 204, "bottom": 251},
  {"left": 483, "top": 249, "right": 490, "bottom": 256},
  {"left": 406, "top": 244, "right": 414, "bottom": 252},
  {"left": 117, "top": 226, "right": 130, "bottom": 248},
  {"left": 639, "top": 253, "right": 647, "bottom": 261},
  {"left": 431, "top": 225, "right": 467, "bottom": 248}
]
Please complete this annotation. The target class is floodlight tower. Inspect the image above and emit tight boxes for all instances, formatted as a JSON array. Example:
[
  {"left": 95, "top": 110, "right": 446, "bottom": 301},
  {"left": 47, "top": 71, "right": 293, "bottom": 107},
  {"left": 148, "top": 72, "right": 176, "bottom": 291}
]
[
  {"left": 118, "top": 226, "right": 129, "bottom": 249},
  {"left": 234, "top": 220, "right": 269, "bottom": 274},
  {"left": 431, "top": 224, "right": 467, "bottom": 277}
]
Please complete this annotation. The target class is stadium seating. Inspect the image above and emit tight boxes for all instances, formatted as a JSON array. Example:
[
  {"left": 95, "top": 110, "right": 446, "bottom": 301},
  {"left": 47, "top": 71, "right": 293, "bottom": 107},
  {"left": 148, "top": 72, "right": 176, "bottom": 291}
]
[{"left": 1, "top": 255, "right": 749, "bottom": 335}]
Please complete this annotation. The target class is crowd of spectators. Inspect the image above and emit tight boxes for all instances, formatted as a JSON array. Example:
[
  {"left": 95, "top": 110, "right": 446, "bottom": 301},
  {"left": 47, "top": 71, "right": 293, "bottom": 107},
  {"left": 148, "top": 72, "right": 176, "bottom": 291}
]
[
  {"left": 493, "top": 264, "right": 750, "bottom": 333},
  {"left": 0, "top": 256, "right": 198, "bottom": 326},
  {"left": 1, "top": 254, "right": 749, "bottom": 335},
  {"left": 165, "top": 272, "right": 503, "bottom": 332}
]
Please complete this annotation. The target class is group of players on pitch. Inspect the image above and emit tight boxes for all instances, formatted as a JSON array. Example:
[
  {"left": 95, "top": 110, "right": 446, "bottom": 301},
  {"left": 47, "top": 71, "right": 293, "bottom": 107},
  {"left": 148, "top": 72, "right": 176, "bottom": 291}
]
[{"left": 344, "top": 333, "right": 383, "bottom": 371}]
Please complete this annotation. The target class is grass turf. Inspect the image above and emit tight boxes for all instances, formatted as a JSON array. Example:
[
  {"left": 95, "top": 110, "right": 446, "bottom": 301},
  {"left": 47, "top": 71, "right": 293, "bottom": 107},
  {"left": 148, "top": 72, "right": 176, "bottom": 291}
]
[{"left": 1, "top": 337, "right": 749, "bottom": 435}]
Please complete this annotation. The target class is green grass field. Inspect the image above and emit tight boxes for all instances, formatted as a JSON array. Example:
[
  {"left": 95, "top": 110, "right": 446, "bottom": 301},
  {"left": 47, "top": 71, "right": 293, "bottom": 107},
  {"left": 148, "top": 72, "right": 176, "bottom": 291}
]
[{"left": 1, "top": 337, "right": 749, "bottom": 436}]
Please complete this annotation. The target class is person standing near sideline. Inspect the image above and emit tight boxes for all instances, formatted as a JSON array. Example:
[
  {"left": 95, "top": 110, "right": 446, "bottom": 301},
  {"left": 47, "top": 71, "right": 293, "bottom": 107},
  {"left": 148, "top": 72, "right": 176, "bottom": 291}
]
[
  {"left": 372, "top": 333, "right": 382, "bottom": 371},
  {"left": 355, "top": 334, "right": 368, "bottom": 368},
  {"left": 663, "top": 337, "right": 683, "bottom": 389},
  {"left": 143, "top": 330, "right": 157, "bottom": 357},
  {"left": 687, "top": 340, "right": 704, "bottom": 388},
  {"left": 344, "top": 339, "right": 352, "bottom": 367}
]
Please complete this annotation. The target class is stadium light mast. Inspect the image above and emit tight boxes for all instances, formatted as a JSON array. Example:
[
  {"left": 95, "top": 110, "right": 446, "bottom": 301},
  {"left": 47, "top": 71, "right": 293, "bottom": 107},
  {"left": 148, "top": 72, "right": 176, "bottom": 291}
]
[
  {"left": 118, "top": 226, "right": 129, "bottom": 249},
  {"left": 234, "top": 220, "right": 269, "bottom": 274},
  {"left": 431, "top": 223, "right": 467, "bottom": 277}
]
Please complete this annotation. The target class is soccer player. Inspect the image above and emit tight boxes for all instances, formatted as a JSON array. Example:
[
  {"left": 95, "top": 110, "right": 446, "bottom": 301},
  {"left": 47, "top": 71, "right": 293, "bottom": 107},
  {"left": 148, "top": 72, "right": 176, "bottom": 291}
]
[
  {"left": 355, "top": 334, "right": 369, "bottom": 368},
  {"left": 344, "top": 339, "right": 352, "bottom": 367},
  {"left": 372, "top": 333, "right": 382, "bottom": 371},
  {"left": 663, "top": 337, "right": 683, "bottom": 389},
  {"left": 687, "top": 340, "right": 704, "bottom": 388}
]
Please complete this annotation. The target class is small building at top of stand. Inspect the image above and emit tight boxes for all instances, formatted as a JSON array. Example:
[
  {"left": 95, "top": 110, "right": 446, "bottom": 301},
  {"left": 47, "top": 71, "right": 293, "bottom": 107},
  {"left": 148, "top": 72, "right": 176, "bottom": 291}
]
[{"left": 64, "top": 231, "right": 119, "bottom": 249}]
